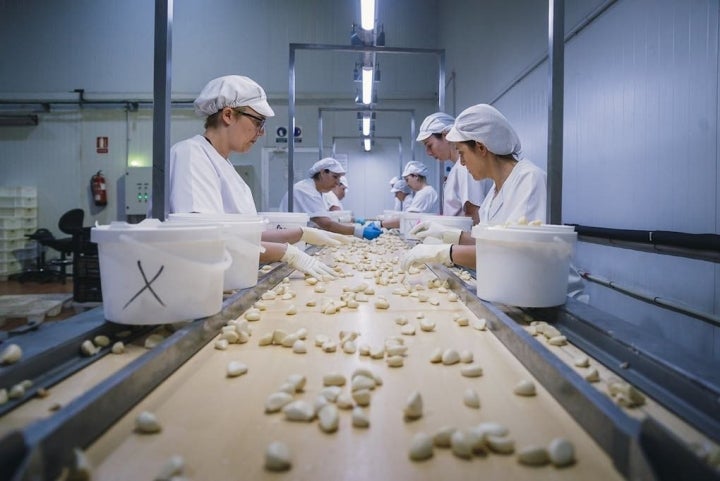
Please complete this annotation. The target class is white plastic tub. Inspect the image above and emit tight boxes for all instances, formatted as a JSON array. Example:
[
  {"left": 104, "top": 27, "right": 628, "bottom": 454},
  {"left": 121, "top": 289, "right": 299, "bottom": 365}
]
[
  {"left": 471, "top": 224, "right": 577, "bottom": 307},
  {"left": 326, "top": 210, "right": 353, "bottom": 223},
  {"left": 381, "top": 210, "right": 402, "bottom": 222},
  {"left": 258, "top": 212, "right": 310, "bottom": 249},
  {"left": 91, "top": 219, "right": 230, "bottom": 325},
  {"left": 167, "top": 213, "right": 266, "bottom": 290},
  {"left": 399, "top": 212, "right": 424, "bottom": 237},
  {"left": 418, "top": 213, "right": 473, "bottom": 233}
]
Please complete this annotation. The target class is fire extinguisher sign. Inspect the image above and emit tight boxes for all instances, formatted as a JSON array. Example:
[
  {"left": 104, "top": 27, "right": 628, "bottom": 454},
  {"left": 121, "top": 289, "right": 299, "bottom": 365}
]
[{"left": 96, "top": 136, "right": 109, "bottom": 154}]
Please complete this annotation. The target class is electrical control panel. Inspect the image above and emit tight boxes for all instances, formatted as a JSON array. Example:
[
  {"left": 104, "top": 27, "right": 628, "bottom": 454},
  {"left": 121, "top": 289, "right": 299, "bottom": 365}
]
[{"left": 125, "top": 167, "right": 152, "bottom": 216}]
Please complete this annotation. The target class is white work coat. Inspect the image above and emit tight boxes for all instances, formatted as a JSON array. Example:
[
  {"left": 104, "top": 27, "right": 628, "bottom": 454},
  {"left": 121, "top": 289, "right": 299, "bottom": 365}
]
[
  {"left": 279, "top": 178, "right": 329, "bottom": 218},
  {"left": 405, "top": 185, "right": 439, "bottom": 214},
  {"left": 480, "top": 159, "right": 547, "bottom": 224},
  {"left": 168, "top": 135, "right": 256, "bottom": 214},
  {"left": 444, "top": 162, "right": 490, "bottom": 216},
  {"left": 323, "top": 191, "right": 343, "bottom": 210}
]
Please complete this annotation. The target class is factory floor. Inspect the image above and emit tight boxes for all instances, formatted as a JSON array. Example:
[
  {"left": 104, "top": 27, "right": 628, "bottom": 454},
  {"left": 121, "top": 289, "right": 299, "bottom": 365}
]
[{"left": 0, "top": 278, "right": 78, "bottom": 332}]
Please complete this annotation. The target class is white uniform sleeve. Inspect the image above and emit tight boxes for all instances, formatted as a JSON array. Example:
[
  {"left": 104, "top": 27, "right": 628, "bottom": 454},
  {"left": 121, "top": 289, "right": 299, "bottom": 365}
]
[{"left": 169, "top": 140, "right": 224, "bottom": 213}]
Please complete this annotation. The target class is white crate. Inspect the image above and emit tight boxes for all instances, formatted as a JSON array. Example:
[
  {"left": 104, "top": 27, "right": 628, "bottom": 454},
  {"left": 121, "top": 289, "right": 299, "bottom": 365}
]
[
  {"left": 0, "top": 207, "right": 37, "bottom": 218},
  {"left": 0, "top": 228, "right": 25, "bottom": 240},
  {"left": 0, "top": 196, "right": 38, "bottom": 208},
  {"left": 0, "top": 217, "right": 22, "bottom": 229},
  {"left": 0, "top": 239, "right": 26, "bottom": 251},
  {"left": 0, "top": 186, "right": 36, "bottom": 197}
]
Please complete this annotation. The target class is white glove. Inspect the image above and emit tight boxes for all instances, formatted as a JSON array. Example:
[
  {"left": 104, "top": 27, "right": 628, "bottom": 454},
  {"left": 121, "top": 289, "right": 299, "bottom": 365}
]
[
  {"left": 281, "top": 244, "right": 336, "bottom": 278},
  {"left": 300, "top": 226, "right": 352, "bottom": 246},
  {"left": 409, "top": 221, "right": 463, "bottom": 244},
  {"left": 400, "top": 244, "right": 453, "bottom": 271}
]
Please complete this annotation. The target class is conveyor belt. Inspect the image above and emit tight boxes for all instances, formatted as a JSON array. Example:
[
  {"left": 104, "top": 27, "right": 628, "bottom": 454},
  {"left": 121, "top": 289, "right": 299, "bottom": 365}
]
[{"left": 0, "top": 237, "right": 718, "bottom": 480}]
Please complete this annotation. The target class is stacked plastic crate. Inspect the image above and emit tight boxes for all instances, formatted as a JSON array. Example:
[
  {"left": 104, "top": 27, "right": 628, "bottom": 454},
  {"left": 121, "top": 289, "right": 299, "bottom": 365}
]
[{"left": 0, "top": 187, "right": 38, "bottom": 280}]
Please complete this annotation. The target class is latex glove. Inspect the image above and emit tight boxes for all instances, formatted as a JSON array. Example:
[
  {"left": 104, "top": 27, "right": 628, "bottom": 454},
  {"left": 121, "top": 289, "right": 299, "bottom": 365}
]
[
  {"left": 353, "top": 223, "right": 382, "bottom": 240},
  {"left": 281, "top": 244, "right": 336, "bottom": 278},
  {"left": 354, "top": 217, "right": 366, "bottom": 225},
  {"left": 400, "top": 243, "right": 453, "bottom": 271},
  {"left": 300, "top": 226, "right": 352, "bottom": 246},
  {"left": 409, "top": 221, "right": 462, "bottom": 244}
]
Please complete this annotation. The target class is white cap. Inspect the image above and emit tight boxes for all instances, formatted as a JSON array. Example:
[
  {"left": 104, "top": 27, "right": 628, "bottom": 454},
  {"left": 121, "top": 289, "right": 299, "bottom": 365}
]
[
  {"left": 194, "top": 75, "right": 275, "bottom": 117},
  {"left": 390, "top": 179, "right": 411, "bottom": 194},
  {"left": 308, "top": 157, "right": 346, "bottom": 177},
  {"left": 389, "top": 176, "right": 400, "bottom": 187},
  {"left": 416, "top": 112, "right": 455, "bottom": 141},
  {"left": 445, "top": 104, "right": 521, "bottom": 158},
  {"left": 339, "top": 176, "right": 349, "bottom": 188},
  {"left": 402, "top": 160, "right": 429, "bottom": 178}
]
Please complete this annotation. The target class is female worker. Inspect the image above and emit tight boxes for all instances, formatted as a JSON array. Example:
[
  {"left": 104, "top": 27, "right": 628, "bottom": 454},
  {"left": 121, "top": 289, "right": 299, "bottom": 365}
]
[
  {"left": 323, "top": 176, "right": 348, "bottom": 211},
  {"left": 401, "top": 160, "right": 440, "bottom": 214},
  {"left": 401, "top": 103, "right": 546, "bottom": 270},
  {"left": 169, "top": 75, "right": 344, "bottom": 278},
  {"left": 279, "top": 159, "right": 382, "bottom": 240},
  {"left": 390, "top": 177, "right": 413, "bottom": 211},
  {"left": 417, "top": 112, "right": 490, "bottom": 224}
]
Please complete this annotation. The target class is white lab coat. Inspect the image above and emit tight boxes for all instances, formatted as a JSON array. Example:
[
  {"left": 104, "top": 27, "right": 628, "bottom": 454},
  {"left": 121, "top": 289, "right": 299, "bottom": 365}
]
[
  {"left": 479, "top": 159, "right": 547, "bottom": 224},
  {"left": 323, "top": 191, "right": 343, "bottom": 210},
  {"left": 444, "top": 162, "right": 491, "bottom": 216},
  {"left": 405, "top": 185, "right": 439, "bottom": 213},
  {"left": 168, "top": 135, "right": 256, "bottom": 214},
  {"left": 279, "top": 178, "right": 328, "bottom": 218}
]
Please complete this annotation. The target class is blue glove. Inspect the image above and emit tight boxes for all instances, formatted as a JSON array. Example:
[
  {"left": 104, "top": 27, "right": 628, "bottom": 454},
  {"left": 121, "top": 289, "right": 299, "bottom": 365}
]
[
  {"left": 354, "top": 217, "right": 366, "bottom": 225},
  {"left": 362, "top": 223, "right": 382, "bottom": 240}
]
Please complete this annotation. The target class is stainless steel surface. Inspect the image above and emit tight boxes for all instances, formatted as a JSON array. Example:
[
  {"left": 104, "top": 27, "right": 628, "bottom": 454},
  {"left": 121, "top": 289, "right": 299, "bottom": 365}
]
[
  {"left": 547, "top": 0, "right": 564, "bottom": 225},
  {"left": 151, "top": 0, "right": 172, "bottom": 221}
]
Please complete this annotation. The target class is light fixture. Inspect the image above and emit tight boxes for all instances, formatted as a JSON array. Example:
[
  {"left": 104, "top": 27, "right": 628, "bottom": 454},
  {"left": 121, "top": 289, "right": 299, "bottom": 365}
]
[
  {"left": 363, "top": 137, "right": 372, "bottom": 151},
  {"left": 362, "top": 115, "right": 371, "bottom": 136},
  {"left": 360, "top": 0, "right": 375, "bottom": 31},
  {"left": 361, "top": 66, "right": 373, "bottom": 104}
]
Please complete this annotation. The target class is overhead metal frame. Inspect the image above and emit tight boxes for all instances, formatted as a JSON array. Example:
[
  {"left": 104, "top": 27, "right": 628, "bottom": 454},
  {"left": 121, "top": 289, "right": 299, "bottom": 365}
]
[
  {"left": 317, "top": 107, "right": 417, "bottom": 166},
  {"left": 330, "top": 135, "right": 404, "bottom": 176},
  {"left": 288, "top": 43, "right": 445, "bottom": 211}
]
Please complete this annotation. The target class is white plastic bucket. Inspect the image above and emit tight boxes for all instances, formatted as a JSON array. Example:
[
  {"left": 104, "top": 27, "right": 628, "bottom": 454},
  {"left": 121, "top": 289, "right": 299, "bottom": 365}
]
[
  {"left": 167, "top": 213, "right": 266, "bottom": 290},
  {"left": 382, "top": 210, "right": 402, "bottom": 221},
  {"left": 399, "top": 212, "right": 424, "bottom": 237},
  {"left": 91, "top": 219, "right": 230, "bottom": 325},
  {"left": 258, "top": 212, "right": 310, "bottom": 249},
  {"left": 418, "top": 213, "right": 473, "bottom": 232},
  {"left": 326, "top": 210, "right": 353, "bottom": 223},
  {"left": 471, "top": 224, "right": 577, "bottom": 307}
]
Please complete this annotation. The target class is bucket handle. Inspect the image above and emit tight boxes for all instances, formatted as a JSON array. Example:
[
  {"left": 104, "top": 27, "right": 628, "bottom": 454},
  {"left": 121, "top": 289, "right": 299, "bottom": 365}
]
[{"left": 116, "top": 234, "right": 233, "bottom": 272}]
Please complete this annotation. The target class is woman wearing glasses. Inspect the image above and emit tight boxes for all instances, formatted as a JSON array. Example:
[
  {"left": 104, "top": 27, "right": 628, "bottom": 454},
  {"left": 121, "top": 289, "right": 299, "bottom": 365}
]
[{"left": 168, "top": 75, "right": 346, "bottom": 278}]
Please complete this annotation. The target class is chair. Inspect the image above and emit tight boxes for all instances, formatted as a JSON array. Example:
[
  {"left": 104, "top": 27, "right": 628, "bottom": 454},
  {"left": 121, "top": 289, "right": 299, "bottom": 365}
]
[{"left": 18, "top": 209, "right": 85, "bottom": 284}]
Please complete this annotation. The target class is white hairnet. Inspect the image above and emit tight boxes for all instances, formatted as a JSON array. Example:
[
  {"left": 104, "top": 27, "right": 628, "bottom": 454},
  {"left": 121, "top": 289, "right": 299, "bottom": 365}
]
[
  {"left": 339, "top": 176, "right": 349, "bottom": 188},
  {"left": 390, "top": 179, "right": 412, "bottom": 194},
  {"left": 445, "top": 104, "right": 521, "bottom": 159},
  {"left": 416, "top": 112, "right": 455, "bottom": 141},
  {"left": 402, "top": 161, "right": 429, "bottom": 178},
  {"left": 308, "top": 157, "right": 345, "bottom": 177},
  {"left": 194, "top": 75, "right": 275, "bottom": 117},
  {"left": 389, "top": 176, "right": 400, "bottom": 187}
]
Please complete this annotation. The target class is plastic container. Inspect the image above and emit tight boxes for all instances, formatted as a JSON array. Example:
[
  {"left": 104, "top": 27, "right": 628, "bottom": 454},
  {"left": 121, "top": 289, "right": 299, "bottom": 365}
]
[
  {"left": 418, "top": 213, "right": 473, "bottom": 233},
  {"left": 168, "top": 213, "right": 266, "bottom": 290},
  {"left": 471, "top": 224, "right": 577, "bottom": 307},
  {"left": 326, "top": 210, "right": 353, "bottom": 223},
  {"left": 258, "top": 212, "right": 310, "bottom": 249},
  {"left": 382, "top": 210, "right": 402, "bottom": 221},
  {"left": 399, "top": 212, "right": 424, "bottom": 237},
  {"left": 91, "top": 219, "right": 230, "bottom": 325}
]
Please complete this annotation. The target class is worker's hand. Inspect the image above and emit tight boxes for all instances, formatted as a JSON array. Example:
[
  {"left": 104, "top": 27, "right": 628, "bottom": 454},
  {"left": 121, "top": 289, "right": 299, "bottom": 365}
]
[
  {"left": 354, "top": 217, "right": 366, "bottom": 225},
  {"left": 409, "top": 221, "right": 462, "bottom": 244},
  {"left": 281, "top": 244, "right": 336, "bottom": 278},
  {"left": 400, "top": 243, "right": 453, "bottom": 271},
  {"left": 300, "top": 226, "right": 352, "bottom": 246},
  {"left": 354, "top": 223, "right": 382, "bottom": 240}
]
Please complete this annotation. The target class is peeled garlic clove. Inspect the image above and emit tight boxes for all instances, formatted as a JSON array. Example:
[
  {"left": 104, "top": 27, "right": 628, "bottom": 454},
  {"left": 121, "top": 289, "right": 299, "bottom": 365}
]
[
  {"left": 517, "top": 445, "right": 550, "bottom": 466},
  {"left": 283, "top": 400, "right": 315, "bottom": 422},
  {"left": 548, "top": 437, "right": 575, "bottom": 466},
  {"left": 441, "top": 349, "right": 460, "bottom": 365},
  {"left": 352, "top": 406, "right": 370, "bottom": 427},
  {"left": 404, "top": 391, "right": 423, "bottom": 420},
  {"left": 135, "top": 411, "right": 162, "bottom": 434},
  {"left": 463, "top": 388, "right": 481, "bottom": 409},
  {"left": 461, "top": 363, "right": 484, "bottom": 378},
  {"left": 318, "top": 404, "right": 339, "bottom": 433},
  {"left": 265, "top": 441, "right": 291, "bottom": 471},
  {"left": 265, "top": 392, "right": 294, "bottom": 413},
  {"left": 409, "top": 432, "right": 434, "bottom": 461},
  {"left": 226, "top": 361, "right": 248, "bottom": 378},
  {"left": 513, "top": 379, "right": 536, "bottom": 396}
]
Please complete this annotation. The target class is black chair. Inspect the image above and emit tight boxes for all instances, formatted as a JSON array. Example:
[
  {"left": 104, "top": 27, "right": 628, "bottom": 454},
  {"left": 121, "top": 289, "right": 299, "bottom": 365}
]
[{"left": 16, "top": 209, "right": 85, "bottom": 284}]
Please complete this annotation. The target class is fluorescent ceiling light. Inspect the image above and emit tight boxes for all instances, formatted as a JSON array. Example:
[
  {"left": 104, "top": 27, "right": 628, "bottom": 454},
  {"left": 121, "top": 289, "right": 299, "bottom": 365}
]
[
  {"left": 363, "top": 137, "right": 372, "bottom": 151},
  {"left": 360, "top": 0, "right": 375, "bottom": 30},
  {"left": 362, "top": 67, "right": 373, "bottom": 105},
  {"left": 362, "top": 115, "right": 371, "bottom": 136}
]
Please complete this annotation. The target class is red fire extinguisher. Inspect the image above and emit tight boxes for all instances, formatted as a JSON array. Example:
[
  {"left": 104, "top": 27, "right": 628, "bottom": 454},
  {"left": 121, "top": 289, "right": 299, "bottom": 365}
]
[{"left": 91, "top": 170, "right": 108, "bottom": 206}]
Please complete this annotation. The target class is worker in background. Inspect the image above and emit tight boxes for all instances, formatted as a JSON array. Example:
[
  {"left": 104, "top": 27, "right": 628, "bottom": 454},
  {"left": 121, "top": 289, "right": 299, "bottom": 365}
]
[
  {"left": 279, "top": 158, "right": 382, "bottom": 240},
  {"left": 323, "top": 176, "right": 348, "bottom": 211},
  {"left": 390, "top": 176, "right": 412, "bottom": 211},
  {"left": 417, "top": 112, "right": 490, "bottom": 224},
  {"left": 168, "top": 75, "right": 346, "bottom": 278},
  {"left": 372, "top": 163, "right": 437, "bottom": 230},
  {"left": 401, "top": 103, "right": 546, "bottom": 270}
]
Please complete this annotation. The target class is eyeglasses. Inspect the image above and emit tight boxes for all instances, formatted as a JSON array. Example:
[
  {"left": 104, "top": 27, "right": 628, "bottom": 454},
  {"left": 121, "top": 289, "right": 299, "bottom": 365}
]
[{"left": 234, "top": 109, "right": 266, "bottom": 132}]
